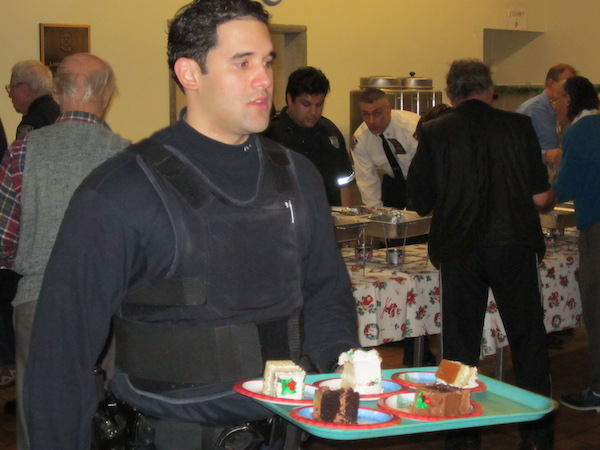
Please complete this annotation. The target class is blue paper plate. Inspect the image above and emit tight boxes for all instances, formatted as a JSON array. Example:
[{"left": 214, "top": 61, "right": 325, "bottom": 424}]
[
  {"left": 290, "top": 406, "right": 401, "bottom": 429},
  {"left": 313, "top": 378, "right": 408, "bottom": 400}
]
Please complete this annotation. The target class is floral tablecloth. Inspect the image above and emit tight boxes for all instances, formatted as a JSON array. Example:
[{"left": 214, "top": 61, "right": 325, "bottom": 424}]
[{"left": 343, "top": 234, "right": 582, "bottom": 357}]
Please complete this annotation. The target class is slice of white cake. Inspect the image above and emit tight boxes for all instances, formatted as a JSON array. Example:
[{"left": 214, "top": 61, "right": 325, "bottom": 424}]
[
  {"left": 338, "top": 348, "right": 383, "bottom": 395},
  {"left": 435, "top": 359, "right": 478, "bottom": 388},
  {"left": 262, "top": 360, "right": 306, "bottom": 399}
]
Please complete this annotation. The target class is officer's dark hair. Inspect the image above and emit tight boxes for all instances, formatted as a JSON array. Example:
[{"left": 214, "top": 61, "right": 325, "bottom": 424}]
[
  {"left": 358, "top": 87, "right": 388, "bottom": 105},
  {"left": 545, "top": 63, "right": 577, "bottom": 83},
  {"left": 168, "top": 0, "right": 270, "bottom": 84},
  {"left": 285, "top": 66, "right": 330, "bottom": 103},
  {"left": 563, "top": 76, "right": 599, "bottom": 122},
  {"left": 445, "top": 59, "right": 493, "bottom": 103}
]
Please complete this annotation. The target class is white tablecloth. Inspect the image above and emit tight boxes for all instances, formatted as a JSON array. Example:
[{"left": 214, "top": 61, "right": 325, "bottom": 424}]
[{"left": 344, "top": 235, "right": 582, "bottom": 356}]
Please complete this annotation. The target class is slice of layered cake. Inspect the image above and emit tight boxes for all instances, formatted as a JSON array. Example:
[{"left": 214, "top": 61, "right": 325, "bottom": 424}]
[
  {"left": 338, "top": 348, "right": 383, "bottom": 395},
  {"left": 262, "top": 360, "right": 306, "bottom": 399},
  {"left": 410, "top": 384, "right": 471, "bottom": 417},
  {"left": 435, "top": 359, "right": 478, "bottom": 388},
  {"left": 313, "top": 386, "right": 360, "bottom": 424}
]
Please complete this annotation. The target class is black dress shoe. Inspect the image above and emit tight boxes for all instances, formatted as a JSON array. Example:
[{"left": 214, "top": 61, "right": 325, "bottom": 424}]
[{"left": 4, "top": 399, "right": 15, "bottom": 415}]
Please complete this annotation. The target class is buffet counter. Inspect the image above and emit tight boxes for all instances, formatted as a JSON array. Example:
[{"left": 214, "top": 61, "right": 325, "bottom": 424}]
[{"left": 343, "top": 233, "right": 582, "bottom": 358}]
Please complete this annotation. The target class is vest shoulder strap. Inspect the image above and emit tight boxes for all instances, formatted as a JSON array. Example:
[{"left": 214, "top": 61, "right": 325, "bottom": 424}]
[
  {"left": 130, "top": 137, "right": 294, "bottom": 208},
  {"left": 128, "top": 138, "right": 210, "bottom": 208}
]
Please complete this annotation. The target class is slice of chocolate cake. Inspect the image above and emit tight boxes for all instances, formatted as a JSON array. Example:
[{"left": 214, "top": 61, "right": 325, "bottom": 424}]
[
  {"left": 410, "top": 383, "right": 471, "bottom": 417},
  {"left": 313, "top": 386, "right": 360, "bottom": 424}
]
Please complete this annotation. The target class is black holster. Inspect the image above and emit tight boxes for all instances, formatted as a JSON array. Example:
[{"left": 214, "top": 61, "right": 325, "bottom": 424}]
[
  {"left": 92, "top": 389, "right": 141, "bottom": 450},
  {"left": 92, "top": 391, "right": 286, "bottom": 450}
]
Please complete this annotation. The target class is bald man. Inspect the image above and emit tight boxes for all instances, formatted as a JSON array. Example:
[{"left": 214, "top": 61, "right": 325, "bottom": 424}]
[
  {"left": 516, "top": 63, "right": 577, "bottom": 170},
  {"left": 0, "top": 53, "right": 129, "bottom": 449}
]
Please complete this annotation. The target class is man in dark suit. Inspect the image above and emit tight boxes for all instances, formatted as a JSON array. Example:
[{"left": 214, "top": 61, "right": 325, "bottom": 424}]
[{"left": 407, "top": 59, "right": 556, "bottom": 450}]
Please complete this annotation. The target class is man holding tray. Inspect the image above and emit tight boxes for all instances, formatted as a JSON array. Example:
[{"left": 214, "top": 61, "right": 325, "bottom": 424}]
[{"left": 23, "top": 1, "right": 359, "bottom": 449}]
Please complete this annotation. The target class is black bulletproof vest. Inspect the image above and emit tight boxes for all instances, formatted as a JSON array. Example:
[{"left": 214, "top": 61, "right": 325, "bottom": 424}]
[{"left": 113, "top": 136, "right": 307, "bottom": 391}]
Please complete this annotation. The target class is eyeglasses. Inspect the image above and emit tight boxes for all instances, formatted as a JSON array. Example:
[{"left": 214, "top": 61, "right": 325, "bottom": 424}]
[
  {"left": 4, "top": 82, "right": 23, "bottom": 94},
  {"left": 550, "top": 94, "right": 566, "bottom": 105}
]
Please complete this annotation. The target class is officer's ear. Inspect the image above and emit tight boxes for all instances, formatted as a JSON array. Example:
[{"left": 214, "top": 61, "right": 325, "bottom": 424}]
[{"left": 174, "top": 58, "right": 202, "bottom": 92}]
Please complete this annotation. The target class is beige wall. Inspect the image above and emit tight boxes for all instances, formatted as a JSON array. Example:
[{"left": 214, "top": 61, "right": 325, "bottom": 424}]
[{"left": 1, "top": 0, "right": 597, "bottom": 144}]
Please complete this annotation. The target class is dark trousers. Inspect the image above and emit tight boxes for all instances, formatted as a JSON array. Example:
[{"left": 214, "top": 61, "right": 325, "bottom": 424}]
[
  {"left": 0, "top": 269, "right": 20, "bottom": 366},
  {"left": 440, "top": 247, "right": 553, "bottom": 449},
  {"left": 579, "top": 222, "right": 600, "bottom": 392}
]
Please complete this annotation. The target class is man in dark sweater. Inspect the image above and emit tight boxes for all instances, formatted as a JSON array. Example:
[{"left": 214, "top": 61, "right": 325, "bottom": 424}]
[
  {"left": 408, "top": 59, "right": 556, "bottom": 450},
  {"left": 24, "top": 1, "right": 358, "bottom": 449}
]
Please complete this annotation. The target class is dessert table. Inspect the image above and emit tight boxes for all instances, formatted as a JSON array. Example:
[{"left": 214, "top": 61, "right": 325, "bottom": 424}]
[{"left": 343, "top": 233, "right": 582, "bottom": 357}]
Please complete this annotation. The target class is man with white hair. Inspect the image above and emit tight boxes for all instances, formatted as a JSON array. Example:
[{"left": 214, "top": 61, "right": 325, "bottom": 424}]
[
  {"left": 5, "top": 60, "right": 60, "bottom": 138},
  {"left": 0, "top": 53, "right": 129, "bottom": 449}
]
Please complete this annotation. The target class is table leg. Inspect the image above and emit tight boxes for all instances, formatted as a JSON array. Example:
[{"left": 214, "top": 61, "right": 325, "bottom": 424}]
[
  {"left": 495, "top": 346, "right": 505, "bottom": 381},
  {"left": 413, "top": 336, "right": 425, "bottom": 366}
]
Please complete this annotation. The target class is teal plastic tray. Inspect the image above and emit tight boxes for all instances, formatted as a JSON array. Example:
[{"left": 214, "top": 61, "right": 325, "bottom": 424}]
[{"left": 252, "top": 368, "right": 557, "bottom": 440}]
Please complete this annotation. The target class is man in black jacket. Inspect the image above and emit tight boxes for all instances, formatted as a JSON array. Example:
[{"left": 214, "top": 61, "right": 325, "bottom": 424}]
[
  {"left": 263, "top": 66, "right": 355, "bottom": 206},
  {"left": 408, "top": 59, "right": 556, "bottom": 450}
]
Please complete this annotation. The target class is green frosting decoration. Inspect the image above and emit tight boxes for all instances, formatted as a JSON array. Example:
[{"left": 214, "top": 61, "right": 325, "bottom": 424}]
[
  {"left": 279, "top": 378, "right": 297, "bottom": 395},
  {"left": 414, "top": 391, "right": 430, "bottom": 409}
]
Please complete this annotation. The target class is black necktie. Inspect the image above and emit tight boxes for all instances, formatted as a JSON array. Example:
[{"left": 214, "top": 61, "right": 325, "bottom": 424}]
[{"left": 379, "top": 134, "right": 404, "bottom": 181}]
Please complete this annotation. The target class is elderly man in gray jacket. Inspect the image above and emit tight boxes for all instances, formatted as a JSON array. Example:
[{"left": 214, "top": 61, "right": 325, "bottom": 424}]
[{"left": 0, "top": 53, "right": 129, "bottom": 450}]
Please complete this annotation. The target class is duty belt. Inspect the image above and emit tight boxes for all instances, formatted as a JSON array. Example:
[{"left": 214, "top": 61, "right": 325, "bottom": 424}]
[{"left": 113, "top": 314, "right": 300, "bottom": 386}]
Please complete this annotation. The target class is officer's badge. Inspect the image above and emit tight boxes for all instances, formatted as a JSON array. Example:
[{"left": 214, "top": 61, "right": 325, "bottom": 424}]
[
  {"left": 388, "top": 138, "right": 407, "bottom": 155},
  {"left": 328, "top": 136, "right": 340, "bottom": 149}
]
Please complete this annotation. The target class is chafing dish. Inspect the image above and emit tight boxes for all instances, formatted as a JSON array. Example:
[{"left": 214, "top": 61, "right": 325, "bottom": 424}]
[
  {"left": 365, "top": 210, "right": 431, "bottom": 239},
  {"left": 331, "top": 207, "right": 370, "bottom": 243},
  {"left": 539, "top": 203, "right": 577, "bottom": 230},
  {"left": 331, "top": 207, "right": 431, "bottom": 242}
]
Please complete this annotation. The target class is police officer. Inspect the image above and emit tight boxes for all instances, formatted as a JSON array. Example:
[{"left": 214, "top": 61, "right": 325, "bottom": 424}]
[
  {"left": 24, "top": 1, "right": 359, "bottom": 449},
  {"left": 263, "top": 66, "right": 355, "bottom": 206}
]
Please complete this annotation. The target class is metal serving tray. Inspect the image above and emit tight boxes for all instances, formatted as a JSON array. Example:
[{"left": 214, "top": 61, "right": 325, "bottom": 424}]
[
  {"left": 366, "top": 210, "right": 431, "bottom": 239},
  {"left": 331, "top": 207, "right": 371, "bottom": 243},
  {"left": 332, "top": 219, "right": 367, "bottom": 243},
  {"left": 250, "top": 368, "right": 557, "bottom": 441}
]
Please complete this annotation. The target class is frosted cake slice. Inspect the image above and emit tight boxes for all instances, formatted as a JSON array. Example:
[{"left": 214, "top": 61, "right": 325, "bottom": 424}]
[
  {"left": 262, "top": 360, "right": 306, "bottom": 399},
  {"left": 338, "top": 348, "right": 383, "bottom": 395}
]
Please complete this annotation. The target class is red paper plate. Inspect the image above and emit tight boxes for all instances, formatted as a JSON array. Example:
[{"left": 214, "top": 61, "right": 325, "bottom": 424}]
[
  {"left": 377, "top": 393, "right": 483, "bottom": 421},
  {"left": 233, "top": 379, "right": 316, "bottom": 406},
  {"left": 391, "top": 370, "right": 487, "bottom": 392}
]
